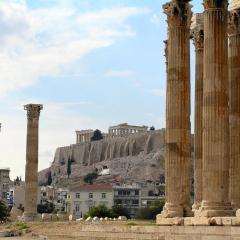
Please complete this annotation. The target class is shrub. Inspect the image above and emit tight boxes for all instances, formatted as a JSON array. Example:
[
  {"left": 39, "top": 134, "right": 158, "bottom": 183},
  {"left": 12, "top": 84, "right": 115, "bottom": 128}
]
[
  {"left": 111, "top": 205, "right": 129, "bottom": 218},
  {"left": 0, "top": 200, "right": 10, "bottom": 222},
  {"left": 83, "top": 172, "right": 98, "bottom": 184},
  {"left": 88, "top": 205, "right": 112, "bottom": 218},
  {"left": 137, "top": 199, "right": 165, "bottom": 220},
  {"left": 37, "top": 202, "right": 54, "bottom": 214}
]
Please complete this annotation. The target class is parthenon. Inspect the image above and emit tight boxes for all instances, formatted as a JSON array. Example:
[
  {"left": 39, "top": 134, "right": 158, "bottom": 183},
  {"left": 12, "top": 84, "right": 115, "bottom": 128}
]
[{"left": 157, "top": 0, "right": 240, "bottom": 224}]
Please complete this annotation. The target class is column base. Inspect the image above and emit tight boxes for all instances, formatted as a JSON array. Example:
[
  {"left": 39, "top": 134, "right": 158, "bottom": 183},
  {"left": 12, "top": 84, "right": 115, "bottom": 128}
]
[
  {"left": 160, "top": 203, "right": 184, "bottom": 218},
  {"left": 192, "top": 202, "right": 201, "bottom": 211},
  {"left": 158, "top": 203, "right": 193, "bottom": 218},
  {"left": 194, "top": 201, "right": 234, "bottom": 217},
  {"left": 23, "top": 212, "right": 39, "bottom": 222}
]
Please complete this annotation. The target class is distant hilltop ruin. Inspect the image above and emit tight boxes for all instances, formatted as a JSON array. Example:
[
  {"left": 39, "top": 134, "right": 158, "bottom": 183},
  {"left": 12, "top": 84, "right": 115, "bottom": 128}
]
[{"left": 39, "top": 124, "right": 167, "bottom": 187}]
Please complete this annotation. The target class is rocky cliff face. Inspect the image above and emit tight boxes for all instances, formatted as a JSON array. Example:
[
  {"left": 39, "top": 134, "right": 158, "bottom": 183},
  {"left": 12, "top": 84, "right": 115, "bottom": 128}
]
[{"left": 38, "top": 129, "right": 167, "bottom": 186}]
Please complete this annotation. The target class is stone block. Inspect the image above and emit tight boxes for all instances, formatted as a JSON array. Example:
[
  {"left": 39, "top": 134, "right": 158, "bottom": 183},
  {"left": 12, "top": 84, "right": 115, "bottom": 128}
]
[
  {"left": 232, "top": 217, "right": 240, "bottom": 226},
  {"left": 118, "top": 216, "right": 127, "bottom": 221},
  {"left": 184, "top": 217, "right": 194, "bottom": 226},
  {"left": 156, "top": 217, "right": 184, "bottom": 226},
  {"left": 190, "top": 217, "right": 211, "bottom": 226},
  {"left": 236, "top": 209, "right": 240, "bottom": 218}
]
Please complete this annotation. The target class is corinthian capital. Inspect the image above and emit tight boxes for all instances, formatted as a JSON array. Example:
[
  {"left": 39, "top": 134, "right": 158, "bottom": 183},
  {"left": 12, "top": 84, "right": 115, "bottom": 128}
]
[
  {"left": 203, "top": 0, "right": 228, "bottom": 10},
  {"left": 163, "top": 0, "right": 192, "bottom": 28},
  {"left": 191, "top": 14, "right": 204, "bottom": 50},
  {"left": 24, "top": 104, "right": 43, "bottom": 120},
  {"left": 229, "top": 9, "right": 240, "bottom": 35}
]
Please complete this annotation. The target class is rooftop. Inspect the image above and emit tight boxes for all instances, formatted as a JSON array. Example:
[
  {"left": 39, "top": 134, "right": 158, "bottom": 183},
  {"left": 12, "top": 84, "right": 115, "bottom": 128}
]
[{"left": 70, "top": 183, "right": 112, "bottom": 192}]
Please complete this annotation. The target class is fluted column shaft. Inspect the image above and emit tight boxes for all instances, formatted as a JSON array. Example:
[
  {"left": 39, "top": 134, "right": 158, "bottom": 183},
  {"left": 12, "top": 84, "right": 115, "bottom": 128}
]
[
  {"left": 23, "top": 104, "right": 43, "bottom": 221},
  {"left": 191, "top": 20, "right": 204, "bottom": 211},
  {"left": 197, "top": 0, "right": 233, "bottom": 217},
  {"left": 229, "top": 9, "right": 240, "bottom": 210},
  {"left": 160, "top": 0, "right": 192, "bottom": 218}
]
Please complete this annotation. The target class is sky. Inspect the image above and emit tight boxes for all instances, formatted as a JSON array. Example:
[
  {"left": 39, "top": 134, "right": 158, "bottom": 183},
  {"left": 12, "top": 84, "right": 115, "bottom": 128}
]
[{"left": 0, "top": 0, "right": 203, "bottom": 179}]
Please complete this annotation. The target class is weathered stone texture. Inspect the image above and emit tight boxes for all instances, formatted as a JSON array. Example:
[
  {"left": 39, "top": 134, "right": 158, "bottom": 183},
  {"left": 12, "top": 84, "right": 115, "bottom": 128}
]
[
  {"left": 159, "top": 0, "right": 192, "bottom": 218},
  {"left": 197, "top": 0, "right": 233, "bottom": 217},
  {"left": 229, "top": 8, "right": 240, "bottom": 209},
  {"left": 191, "top": 13, "right": 204, "bottom": 211},
  {"left": 39, "top": 130, "right": 166, "bottom": 186},
  {"left": 23, "top": 104, "right": 43, "bottom": 221}
]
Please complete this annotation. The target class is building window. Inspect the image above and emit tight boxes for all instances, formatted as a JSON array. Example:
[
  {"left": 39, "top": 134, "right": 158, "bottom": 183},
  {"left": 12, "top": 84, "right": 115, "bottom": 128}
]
[
  {"left": 118, "top": 190, "right": 122, "bottom": 195},
  {"left": 89, "top": 193, "right": 93, "bottom": 199},
  {"left": 75, "top": 193, "right": 80, "bottom": 199},
  {"left": 75, "top": 204, "right": 80, "bottom": 213},
  {"left": 102, "top": 193, "right": 106, "bottom": 199},
  {"left": 42, "top": 192, "right": 47, "bottom": 197},
  {"left": 132, "top": 199, "right": 139, "bottom": 205},
  {"left": 135, "top": 190, "right": 139, "bottom": 196}
]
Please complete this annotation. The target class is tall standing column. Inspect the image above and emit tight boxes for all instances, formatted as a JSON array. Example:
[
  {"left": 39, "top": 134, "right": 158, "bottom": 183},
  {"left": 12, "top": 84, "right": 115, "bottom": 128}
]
[
  {"left": 157, "top": 0, "right": 192, "bottom": 220},
  {"left": 23, "top": 104, "right": 43, "bottom": 221},
  {"left": 196, "top": 0, "right": 233, "bottom": 217},
  {"left": 229, "top": 6, "right": 240, "bottom": 210},
  {"left": 191, "top": 14, "right": 204, "bottom": 211}
]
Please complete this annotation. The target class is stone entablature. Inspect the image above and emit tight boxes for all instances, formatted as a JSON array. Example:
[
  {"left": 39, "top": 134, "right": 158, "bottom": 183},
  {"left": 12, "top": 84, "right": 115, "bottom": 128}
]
[
  {"left": 76, "top": 130, "right": 94, "bottom": 144},
  {"left": 108, "top": 123, "right": 148, "bottom": 137}
]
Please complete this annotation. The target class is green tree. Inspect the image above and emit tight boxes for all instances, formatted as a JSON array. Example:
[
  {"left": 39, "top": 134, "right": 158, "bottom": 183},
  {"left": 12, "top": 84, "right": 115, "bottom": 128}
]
[
  {"left": 37, "top": 202, "right": 54, "bottom": 214},
  {"left": 88, "top": 205, "right": 111, "bottom": 218},
  {"left": 67, "top": 157, "right": 71, "bottom": 178},
  {"left": 111, "top": 205, "right": 129, "bottom": 218},
  {"left": 91, "top": 129, "right": 103, "bottom": 141},
  {"left": 0, "top": 200, "right": 10, "bottom": 222},
  {"left": 47, "top": 171, "right": 52, "bottom": 185},
  {"left": 83, "top": 172, "right": 98, "bottom": 184},
  {"left": 137, "top": 199, "right": 165, "bottom": 220},
  {"left": 150, "top": 126, "right": 155, "bottom": 131}
]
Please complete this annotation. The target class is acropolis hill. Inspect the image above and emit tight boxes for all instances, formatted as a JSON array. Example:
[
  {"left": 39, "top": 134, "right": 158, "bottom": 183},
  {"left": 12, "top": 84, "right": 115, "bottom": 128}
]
[{"left": 38, "top": 128, "right": 171, "bottom": 187}]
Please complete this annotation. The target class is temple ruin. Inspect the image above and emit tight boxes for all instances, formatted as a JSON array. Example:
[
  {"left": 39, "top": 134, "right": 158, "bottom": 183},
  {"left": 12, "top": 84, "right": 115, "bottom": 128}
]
[{"left": 157, "top": 0, "right": 240, "bottom": 225}]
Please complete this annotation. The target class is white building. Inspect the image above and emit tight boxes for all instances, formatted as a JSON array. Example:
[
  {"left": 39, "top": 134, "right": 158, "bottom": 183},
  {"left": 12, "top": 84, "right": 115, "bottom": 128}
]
[
  {"left": 68, "top": 183, "right": 113, "bottom": 218},
  {"left": 40, "top": 186, "right": 68, "bottom": 212},
  {"left": 113, "top": 183, "right": 141, "bottom": 218},
  {"left": 0, "top": 168, "right": 11, "bottom": 203}
]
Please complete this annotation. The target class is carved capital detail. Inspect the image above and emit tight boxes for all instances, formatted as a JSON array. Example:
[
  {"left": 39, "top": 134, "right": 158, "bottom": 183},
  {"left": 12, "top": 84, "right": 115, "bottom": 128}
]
[
  {"left": 191, "top": 27, "right": 204, "bottom": 50},
  {"left": 24, "top": 104, "right": 43, "bottom": 120},
  {"left": 163, "top": 0, "right": 192, "bottom": 28},
  {"left": 229, "top": 9, "right": 240, "bottom": 35},
  {"left": 203, "top": 0, "right": 228, "bottom": 10}
]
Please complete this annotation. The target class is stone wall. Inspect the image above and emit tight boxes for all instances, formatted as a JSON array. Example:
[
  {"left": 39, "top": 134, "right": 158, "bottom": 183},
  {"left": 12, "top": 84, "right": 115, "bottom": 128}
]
[{"left": 29, "top": 222, "right": 240, "bottom": 240}]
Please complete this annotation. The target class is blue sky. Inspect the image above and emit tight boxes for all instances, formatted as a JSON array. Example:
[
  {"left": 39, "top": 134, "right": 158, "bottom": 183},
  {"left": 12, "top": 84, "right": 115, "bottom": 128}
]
[{"left": 0, "top": 0, "right": 203, "bottom": 178}]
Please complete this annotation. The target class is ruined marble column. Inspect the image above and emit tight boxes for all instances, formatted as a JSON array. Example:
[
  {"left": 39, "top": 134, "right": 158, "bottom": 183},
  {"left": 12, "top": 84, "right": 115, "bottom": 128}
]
[
  {"left": 157, "top": 0, "right": 192, "bottom": 220},
  {"left": 191, "top": 14, "right": 204, "bottom": 211},
  {"left": 23, "top": 104, "right": 43, "bottom": 221},
  {"left": 196, "top": 0, "right": 233, "bottom": 217},
  {"left": 229, "top": 7, "right": 240, "bottom": 210}
]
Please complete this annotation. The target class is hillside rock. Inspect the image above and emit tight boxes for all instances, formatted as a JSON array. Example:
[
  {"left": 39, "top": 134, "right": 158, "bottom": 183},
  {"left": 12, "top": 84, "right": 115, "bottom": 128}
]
[{"left": 39, "top": 129, "right": 189, "bottom": 186}]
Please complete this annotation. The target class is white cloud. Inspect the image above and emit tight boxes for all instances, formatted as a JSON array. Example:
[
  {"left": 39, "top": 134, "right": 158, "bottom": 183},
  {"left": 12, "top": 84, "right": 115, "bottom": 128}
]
[
  {"left": 149, "top": 88, "right": 165, "bottom": 97},
  {"left": 150, "top": 13, "right": 161, "bottom": 26},
  {"left": 0, "top": 99, "right": 109, "bottom": 179},
  {"left": 0, "top": 1, "right": 148, "bottom": 96},
  {"left": 105, "top": 70, "right": 134, "bottom": 78}
]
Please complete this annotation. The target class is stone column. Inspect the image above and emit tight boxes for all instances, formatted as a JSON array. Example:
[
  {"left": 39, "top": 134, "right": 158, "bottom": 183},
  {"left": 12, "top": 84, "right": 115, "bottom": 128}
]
[
  {"left": 23, "top": 104, "right": 43, "bottom": 221},
  {"left": 191, "top": 14, "right": 204, "bottom": 211},
  {"left": 229, "top": 7, "right": 240, "bottom": 210},
  {"left": 196, "top": 0, "right": 233, "bottom": 217},
  {"left": 157, "top": 0, "right": 192, "bottom": 220}
]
